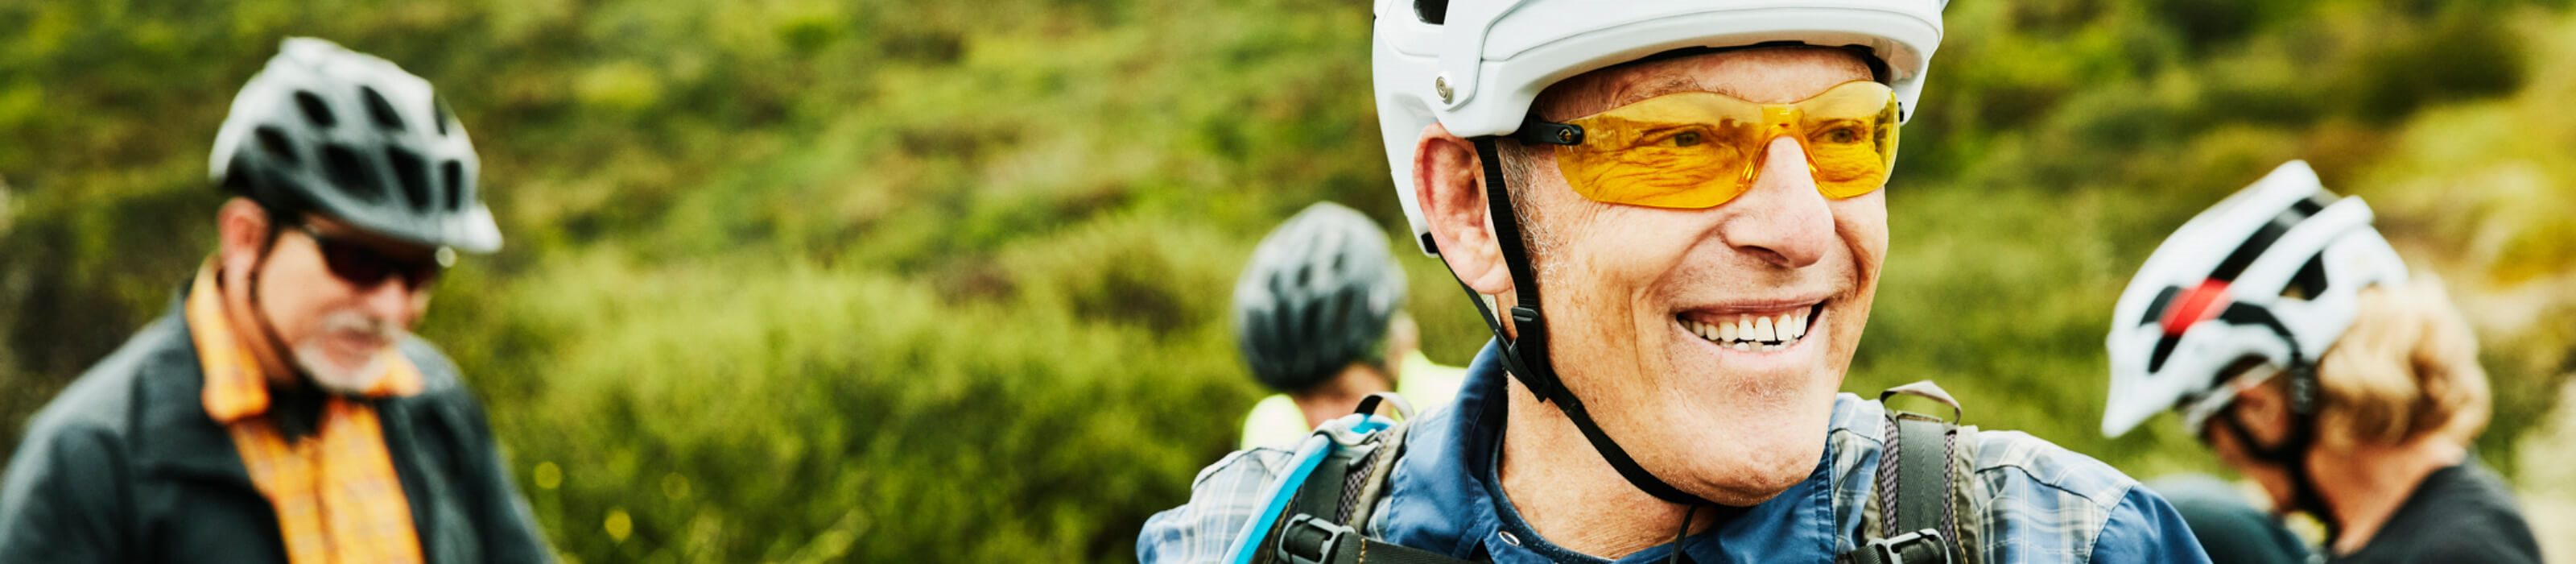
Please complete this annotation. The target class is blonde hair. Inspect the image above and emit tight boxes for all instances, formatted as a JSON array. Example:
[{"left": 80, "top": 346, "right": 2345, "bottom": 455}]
[{"left": 2309, "top": 278, "right": 2492, "bottom": 450}]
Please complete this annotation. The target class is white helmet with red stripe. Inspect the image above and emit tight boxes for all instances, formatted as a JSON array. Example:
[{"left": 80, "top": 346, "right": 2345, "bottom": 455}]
[
  {"left": 1372, "top": 0, "right": 1946, "bottom": 253},
  {"left": 2101, "top": 160, "right": 2410, "bottom": 438}
]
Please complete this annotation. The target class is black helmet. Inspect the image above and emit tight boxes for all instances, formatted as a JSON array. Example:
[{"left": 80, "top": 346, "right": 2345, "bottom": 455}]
[
  {"left": 209, "top": 37, "right": 500, "bottom": 254},
  {"left": 1232, "top": 202, "right": 1408, "bottom": 392}
]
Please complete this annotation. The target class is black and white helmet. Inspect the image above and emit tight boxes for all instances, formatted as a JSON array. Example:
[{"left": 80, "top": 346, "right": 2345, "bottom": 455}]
[
  {"left": 1232, "top": 202, "right": 1409, "bottom": 393},
  {"left": 209, "top": 37, "right": 500, "bottom": 253},
  {"left": 2101, "top": 161, "right": 2409, "bottom": 438}
]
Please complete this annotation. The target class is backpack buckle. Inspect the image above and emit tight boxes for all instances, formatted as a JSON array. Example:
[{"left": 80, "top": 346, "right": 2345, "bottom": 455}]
[
  {"left": 1276, "top": 514, "right": 1358, "bottom": 564},
  {"left": 1867, "top": 528, "right": 1951, "bottom": 564}
]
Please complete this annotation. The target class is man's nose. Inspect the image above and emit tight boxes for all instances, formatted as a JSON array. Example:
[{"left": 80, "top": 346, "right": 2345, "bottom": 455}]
[
  {"left": 1718, "top": 135, "right": 1836, "bottom": 269},
  {"left": 354, "top": 276, "right": 419, "bottom": 327}
]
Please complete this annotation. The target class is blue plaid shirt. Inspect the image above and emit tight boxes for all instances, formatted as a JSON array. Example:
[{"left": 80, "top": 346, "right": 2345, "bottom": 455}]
[{"left": 1141, "top": 342, "right": 2210, "bottom": 563}]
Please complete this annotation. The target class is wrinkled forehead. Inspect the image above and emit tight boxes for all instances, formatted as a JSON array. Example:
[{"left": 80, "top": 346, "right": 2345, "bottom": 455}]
[{"left": 1532, "top": 47, "right": 1877, "bottom": 121}]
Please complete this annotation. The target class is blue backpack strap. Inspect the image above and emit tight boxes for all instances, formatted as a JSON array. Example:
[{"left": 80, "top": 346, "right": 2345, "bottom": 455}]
[
  {"left": 1227, "top": 433, "right": 1342, "bottom": 564},
  {"left": 1232, "top": 394, "right": 1482, "bottom": 564}
]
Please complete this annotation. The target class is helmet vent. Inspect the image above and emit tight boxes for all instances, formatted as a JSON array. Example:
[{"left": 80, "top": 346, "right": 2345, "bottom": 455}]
[
  {"left": 1414, "top": 0, "right": 1448, "bottom": 24},
  {"left": 432, "top": 97, "right": 452, "bottom": 136},
  {"left": 254, "top": 126, "right": 300, "bottom": 166},
  {"left": 387, "top": 147, "right": 432, "bottom": 210},
  {"left": 293, "top": 90, "right": 337, "bottom": 128},
  {"left": 2284, "top": 255, "right": 2329, "bottom": 301},
  {"left": 361, "top": 86, "right": 406, "bottom": 131},
  {"left": 320, "top": 143, "right": 379, "bottom": 202},
  {"left": 441, "top": 160, "right": 466, "bottom": 211},
  {"left": 1299, "top": 300, "right": 1325, "bottom": 346},
  {"left": 2140, "top": 285, "right": 2182, "bottom": 327}
]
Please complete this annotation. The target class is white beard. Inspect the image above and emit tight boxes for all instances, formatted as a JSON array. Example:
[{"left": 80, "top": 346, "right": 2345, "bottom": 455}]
[
  {"left": 296, "top": 346, "right": 390, "bottom": 395},
  {"left": 292, "top": 310, "right": 400, "bottom": 395}
]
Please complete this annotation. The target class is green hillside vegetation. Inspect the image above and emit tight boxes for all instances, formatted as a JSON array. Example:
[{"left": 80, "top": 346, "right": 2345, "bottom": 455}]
[{"left": 2, "top": 0, "right": 2571, "bottom": 562}]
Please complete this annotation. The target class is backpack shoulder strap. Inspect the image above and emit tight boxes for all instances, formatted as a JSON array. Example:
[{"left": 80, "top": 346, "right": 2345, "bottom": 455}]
[
  {"left": 1245, "top": 394, "right": 1485, "bottom": 564},
  {"left": 1841, "top": 381, "right": 1975, "bottom": 564}
]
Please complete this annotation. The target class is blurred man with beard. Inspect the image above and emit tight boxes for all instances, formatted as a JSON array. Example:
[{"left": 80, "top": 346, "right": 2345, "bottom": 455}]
[{"left": 0, "top": 38, "right": 549, "bottom": 563}]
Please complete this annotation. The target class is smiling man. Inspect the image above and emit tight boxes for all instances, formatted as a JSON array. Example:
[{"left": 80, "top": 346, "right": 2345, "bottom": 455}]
[
  {"left": 1141, "top": 1, "right": 2207, "bottom": 562},
  {"left": 0, "top": 39, "right": 549, "bottom": 563}
]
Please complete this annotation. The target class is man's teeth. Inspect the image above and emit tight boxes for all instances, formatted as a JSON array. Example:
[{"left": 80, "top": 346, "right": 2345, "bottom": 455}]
[{"left": 1681, "top": 309, "right": 1813, "bottom": 352}]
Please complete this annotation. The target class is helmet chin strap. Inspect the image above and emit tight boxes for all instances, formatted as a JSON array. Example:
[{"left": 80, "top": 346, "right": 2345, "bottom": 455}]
[
  {"left": 2211, "top": 377, "right": 2334, "bottom": 542},
  {"left": 1455, "top": 137, "right": 1749, "bottom": 515},
  {"left": 229, "top": 224, "right": 342, "bottom": 439},
  {"left": 2211, "top": 305, "right": 2339, "bottom": 543},
  {"left": 244, "top": 223, "right": 315, "bottom": 392}
]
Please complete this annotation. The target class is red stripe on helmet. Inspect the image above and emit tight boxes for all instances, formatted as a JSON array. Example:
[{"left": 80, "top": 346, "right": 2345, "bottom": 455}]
[{"left": 2160, "top": 280, "right": 2232, "bottom": 336}]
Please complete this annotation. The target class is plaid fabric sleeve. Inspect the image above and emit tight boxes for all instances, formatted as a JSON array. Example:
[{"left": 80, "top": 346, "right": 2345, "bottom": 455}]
[
  {"left": 1137, "top": 447, "right": 1297, "bottom": 563},
  {"left": 1829, "top": 395, "right": 2211, "bottom": 564},
  {"left": 1970, "top": 429, "right": 2212, "bottom": 564},
  {"left": 2086, "top": 485, "right": 2211, "bottom": 563}
]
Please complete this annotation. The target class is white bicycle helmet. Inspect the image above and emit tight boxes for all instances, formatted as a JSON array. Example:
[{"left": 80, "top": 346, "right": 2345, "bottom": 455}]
[
  {"left": 2101, "top": 161, "right": 2410, "bottom": 438},
  {"left": 1373, "top": 0, "right": 1946, "bottom": 253},
  {"left": 210, "top": 37, "right": 501, "bottom": 253}
]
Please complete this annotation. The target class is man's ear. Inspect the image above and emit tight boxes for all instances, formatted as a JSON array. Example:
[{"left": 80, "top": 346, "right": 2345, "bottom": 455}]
[
  {"left": 215, "top": 197, "right": 272, "bottom": 276},
  {"left": 2233, "top": 379, "right": 2293, "bottom": 436},
  {"left": 1414, "top": 124, "right": 1513, "bottom": 297}
]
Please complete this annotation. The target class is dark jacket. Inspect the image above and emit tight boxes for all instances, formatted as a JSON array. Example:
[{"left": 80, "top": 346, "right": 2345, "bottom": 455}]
[{"left": 0, "top": 297, "right": 551, "bottom": 563}]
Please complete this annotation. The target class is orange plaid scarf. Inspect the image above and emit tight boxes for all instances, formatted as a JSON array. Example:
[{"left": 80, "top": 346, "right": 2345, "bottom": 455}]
[{"left": 187, "top": 262, "right": 427, "bottom": 564}]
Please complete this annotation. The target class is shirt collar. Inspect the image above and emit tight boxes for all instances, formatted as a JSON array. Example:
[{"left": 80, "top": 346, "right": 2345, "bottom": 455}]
[
  {"left": 186, "top": 259, "right": 423, "bottom": 423},
  {"left": 1382, "top": 340, "right": 1840, "bottom": 563}
]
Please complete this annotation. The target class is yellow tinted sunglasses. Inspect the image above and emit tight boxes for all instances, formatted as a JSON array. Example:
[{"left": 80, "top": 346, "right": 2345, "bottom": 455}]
[{"left": 1509, "top": 80, "right": 1901, "bottom": 209}]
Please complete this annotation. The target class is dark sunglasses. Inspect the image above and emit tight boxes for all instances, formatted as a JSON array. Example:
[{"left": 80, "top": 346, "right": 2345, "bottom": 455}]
[{"left": 291, "top": 223, "right": 452, "bottom": 291}]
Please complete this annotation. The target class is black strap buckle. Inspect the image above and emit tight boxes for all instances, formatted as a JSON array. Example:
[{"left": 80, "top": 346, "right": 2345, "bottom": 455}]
[
  {"left": 1277, "top": 514, "right": 1359, "bottom": 564},
  {"left": 1866, "top": 529, "right": 1950, "bottom": 564}
]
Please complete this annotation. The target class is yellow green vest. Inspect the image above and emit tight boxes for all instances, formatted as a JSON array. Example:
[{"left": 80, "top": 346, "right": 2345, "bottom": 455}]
[{"left": 1238, "top": 350, "right": 1466, "bottom": 450}]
